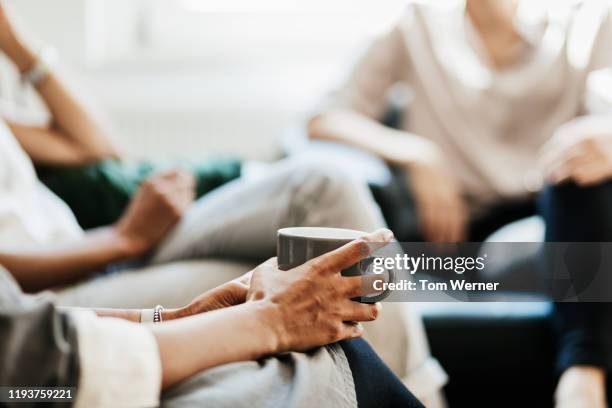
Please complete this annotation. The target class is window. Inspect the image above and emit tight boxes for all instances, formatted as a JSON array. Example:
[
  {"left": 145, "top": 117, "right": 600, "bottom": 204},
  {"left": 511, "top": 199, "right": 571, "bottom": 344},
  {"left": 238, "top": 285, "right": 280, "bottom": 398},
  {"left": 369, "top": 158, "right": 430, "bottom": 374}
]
[
  {"left": 142, "top": 0, "right": 407, "bottom": 59},
  {"left": 178, "top": 0, "right": 406, "bottom": 14}
]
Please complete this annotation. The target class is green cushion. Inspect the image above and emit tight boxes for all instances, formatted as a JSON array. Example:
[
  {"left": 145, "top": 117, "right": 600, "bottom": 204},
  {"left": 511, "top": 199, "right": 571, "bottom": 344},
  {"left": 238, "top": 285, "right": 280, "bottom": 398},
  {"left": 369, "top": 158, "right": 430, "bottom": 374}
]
[{"left": 38, "top": 158, "right": 242, "bottom": 230}]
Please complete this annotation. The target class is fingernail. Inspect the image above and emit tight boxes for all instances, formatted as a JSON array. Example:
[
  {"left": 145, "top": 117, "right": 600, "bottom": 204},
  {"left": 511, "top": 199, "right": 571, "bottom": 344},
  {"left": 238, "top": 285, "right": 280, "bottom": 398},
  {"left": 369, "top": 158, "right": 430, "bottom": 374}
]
[
  {"left": 355, "top": 322, "right": 364, "bottom": 332},
  {"left": 375, "top": 302, "right": 383, "bottom": 312}
]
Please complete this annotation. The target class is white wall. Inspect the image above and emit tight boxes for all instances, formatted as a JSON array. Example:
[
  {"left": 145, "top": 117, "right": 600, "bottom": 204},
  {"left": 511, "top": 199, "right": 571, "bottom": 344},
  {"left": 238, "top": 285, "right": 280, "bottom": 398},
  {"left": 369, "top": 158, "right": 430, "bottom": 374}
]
[
  {"left": 7, "top": 0, "right": 90, "bottom": 63},
  {"left": 2, "top": 0, "right": 401, "bottom": 161}
]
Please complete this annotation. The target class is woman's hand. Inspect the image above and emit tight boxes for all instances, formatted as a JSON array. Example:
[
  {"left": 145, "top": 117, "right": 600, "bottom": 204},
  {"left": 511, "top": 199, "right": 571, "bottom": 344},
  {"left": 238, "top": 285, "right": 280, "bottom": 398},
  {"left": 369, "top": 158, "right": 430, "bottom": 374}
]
[
  {"left": 310, "top": 110, "right": 468, "bottom": 243},
  {"left": 406, "top": 139, "right": 468, "bottom": 243},
  {"left": 248, "top": 228, "right": 393, "bottom": 353},
  {"left": 166, "top": 273, "right": 251, "bottom": 319},
  {"left": 540, "top": 116, "right": 612, "bottom": 187},
  {"left": 114, "top": 170, "right": 196, "bottom": 257},
  {"left": 152, "top": 230, "right": 392, "bottom": 388}
]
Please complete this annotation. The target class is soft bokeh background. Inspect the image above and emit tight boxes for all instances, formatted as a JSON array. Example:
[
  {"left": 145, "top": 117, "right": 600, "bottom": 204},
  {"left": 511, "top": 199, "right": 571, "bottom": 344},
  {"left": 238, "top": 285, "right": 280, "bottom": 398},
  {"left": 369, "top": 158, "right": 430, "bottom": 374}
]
[{"left": 2, "top": 0, "right": 406, "bottom": 161}]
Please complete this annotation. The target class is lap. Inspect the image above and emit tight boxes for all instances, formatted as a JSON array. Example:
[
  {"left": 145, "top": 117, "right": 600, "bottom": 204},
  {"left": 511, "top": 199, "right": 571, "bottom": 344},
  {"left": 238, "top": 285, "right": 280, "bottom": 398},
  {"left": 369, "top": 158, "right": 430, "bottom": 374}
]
[
  {"left": 340, "top": 339, "right": 424, "bottom": 408},
  {"left": 375, "top": 167, "right": 537, "bottom": 242},
  {"left": 53, "top": 259, "right": 252, "bottom": 309},
  {"left": 162, "top": 343, "right": 357, "bottom": 408},
  {"left": 162, "top": 339, "right": 423, "bottom": 408}
]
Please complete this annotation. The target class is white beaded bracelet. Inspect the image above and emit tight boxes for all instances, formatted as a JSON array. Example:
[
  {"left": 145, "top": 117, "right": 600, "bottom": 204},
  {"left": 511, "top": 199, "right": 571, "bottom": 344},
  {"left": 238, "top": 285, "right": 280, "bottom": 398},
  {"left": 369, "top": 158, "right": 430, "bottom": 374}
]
[
  {"left": 140, "top": 305, "right": 164, "bottom": 323},
  {"left": 21, "top": 46, "right": 57, "bottom": 87},
  {"left": 153, "top": 305, "right": 164, "bottom": 323}
]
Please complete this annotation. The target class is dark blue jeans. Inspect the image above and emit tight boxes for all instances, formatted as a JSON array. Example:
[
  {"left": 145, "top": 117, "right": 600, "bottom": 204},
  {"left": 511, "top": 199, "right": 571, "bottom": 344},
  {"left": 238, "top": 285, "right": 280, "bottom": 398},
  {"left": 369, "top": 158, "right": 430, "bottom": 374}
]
[
  {"left": 540, "top": 182, "right": 612, "bottom": 374},
  {"left": 380, "top": 171, "right": 612, "bottom": 378},
  {"left": 340, "top": 339, "right": 424, "bottom": 408}
]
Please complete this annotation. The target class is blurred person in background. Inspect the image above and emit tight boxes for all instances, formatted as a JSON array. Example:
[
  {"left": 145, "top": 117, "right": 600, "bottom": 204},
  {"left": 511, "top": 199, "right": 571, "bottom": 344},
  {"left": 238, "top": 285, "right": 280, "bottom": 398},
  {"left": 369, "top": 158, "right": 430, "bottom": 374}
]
[
  {"left": 0, "top": 2, "right": 447, "bottom": 405},
  {"left": 309, "top": 0, "right": 612, "bottom": 406}
]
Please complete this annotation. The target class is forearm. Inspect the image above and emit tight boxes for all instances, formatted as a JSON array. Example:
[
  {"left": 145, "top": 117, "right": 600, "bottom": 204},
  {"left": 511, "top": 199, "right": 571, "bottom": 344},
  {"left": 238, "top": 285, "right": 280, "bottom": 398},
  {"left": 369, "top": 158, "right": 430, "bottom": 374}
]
[
  {"left": 8, "top": 121, "right": 105, "bottom": 166},
  {"left": 151, "top": 301, "right": 279, "bottom": 389},
  {"left": 0, "top": 227, "right": 139, "bottom": 292},
  {"left": 308, "top": 109, "right": 429, "bottom": 166},
  {"left": 58, "top": 307, "right": 180, "bottom": 323},
  {"left": 6, "top": 37, "right": 119, "bottom": 161}
]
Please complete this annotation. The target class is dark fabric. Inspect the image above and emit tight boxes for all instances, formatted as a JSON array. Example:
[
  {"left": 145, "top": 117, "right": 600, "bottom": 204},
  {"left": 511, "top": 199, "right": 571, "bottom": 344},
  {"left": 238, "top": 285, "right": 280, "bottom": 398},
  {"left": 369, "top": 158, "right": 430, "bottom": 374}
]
[
  {"left": 539, "top": 182, "right": 612, "bottom": 373},
  {"left": 370, "top": 166, "right": 420, "bottom": 242},
  {"left": 0, "top": 268, "right": 80, "bottom": 407},
  {"left": 339, "top": 339, "right": 424, "bottom": 408},
  {"left": 38, "top": 158, "right": 242, "bottom": 230},
  {"left": 373, "top": 167, "right": 536, "bottom": 243},
  {"left": 374, "top": 167, "right": 612, "bottom": 376},
  {"left": 468, "top": 199, "right": 537, "bottom": 242}
]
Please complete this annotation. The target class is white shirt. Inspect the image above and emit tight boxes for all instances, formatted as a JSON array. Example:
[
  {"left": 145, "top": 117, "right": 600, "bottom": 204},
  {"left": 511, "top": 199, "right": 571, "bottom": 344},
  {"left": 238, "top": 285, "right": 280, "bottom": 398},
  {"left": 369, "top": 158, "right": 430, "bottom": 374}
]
[
  {"left": 0, "top": 119, "right": 83, "bottom": 246},
  {"left": 0, "top": 126, "right": 162, "bottom": 407},
  {"left": 326, "top": 0, "right": 612, "bottom": 212},
  {"left": 69, "top": 310, "right": 162, "bottom": 408}
]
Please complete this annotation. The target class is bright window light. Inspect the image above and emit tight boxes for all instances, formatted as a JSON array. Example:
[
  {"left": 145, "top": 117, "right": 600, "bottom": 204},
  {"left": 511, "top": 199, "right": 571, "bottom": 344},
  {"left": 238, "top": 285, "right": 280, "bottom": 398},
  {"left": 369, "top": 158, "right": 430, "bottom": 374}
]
[{"left": 178, "top": 0, "right": 407, "bottom": 14}]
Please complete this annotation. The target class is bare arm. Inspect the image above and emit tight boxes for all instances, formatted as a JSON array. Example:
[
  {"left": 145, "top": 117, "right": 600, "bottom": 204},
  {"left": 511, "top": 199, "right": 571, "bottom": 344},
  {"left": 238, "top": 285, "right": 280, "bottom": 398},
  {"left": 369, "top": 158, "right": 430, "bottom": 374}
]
[
  {"left": 153, "top": 229, "right": 391, "bottom": 389},
  {"left": 0, "top": 227, "right": 138, "bottom": 292},
  {"left": 74, "top": 272, "right": 251, "bottom": 323},
  {"left": 54, "top": 302, "right": 278, "bottom": 390},
  {"left": 0, "top": 4, "right": 119, "bottom": 165},
  {"left": 152, "top": 302, "right": 278, "bottom": 389},
  {"left": 6, "top": 120, "right": 115, "bottom": 166},
  {"left": 68, "top": 307, "right": 176, "bottom": 323},
  {"left": 1, "top": 170, "right": 195, "bottom": 292}
]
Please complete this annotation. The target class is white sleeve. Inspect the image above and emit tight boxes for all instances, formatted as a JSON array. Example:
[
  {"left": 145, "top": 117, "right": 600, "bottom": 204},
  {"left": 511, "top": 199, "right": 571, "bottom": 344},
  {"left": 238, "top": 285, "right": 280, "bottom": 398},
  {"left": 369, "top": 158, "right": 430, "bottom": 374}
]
[
  {"left": 314, "top": 19, "right": 411, "bottom": 121},
  {"left": 585, "top": 6, "right": 612, "bottom": 113},
  {"left": 591, "top": 8, "right": 612, "bottom": 71},
  {"left": 68, "top": 310, "right": 162, "bottom": 408}
]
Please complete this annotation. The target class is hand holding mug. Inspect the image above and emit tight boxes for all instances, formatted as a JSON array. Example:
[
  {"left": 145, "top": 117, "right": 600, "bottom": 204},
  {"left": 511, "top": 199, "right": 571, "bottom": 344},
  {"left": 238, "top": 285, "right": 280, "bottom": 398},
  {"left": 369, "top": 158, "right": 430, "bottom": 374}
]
[{"left": 248, "top": 228, "right": 393, "bottom": 353}]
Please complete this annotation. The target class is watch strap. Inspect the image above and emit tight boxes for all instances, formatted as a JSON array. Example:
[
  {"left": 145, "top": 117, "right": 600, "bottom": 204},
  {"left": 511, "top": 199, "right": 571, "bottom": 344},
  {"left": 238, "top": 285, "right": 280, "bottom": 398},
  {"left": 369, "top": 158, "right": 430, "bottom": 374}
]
[{"left": 22, "top": 47, "right": 57, "bottom": 87}]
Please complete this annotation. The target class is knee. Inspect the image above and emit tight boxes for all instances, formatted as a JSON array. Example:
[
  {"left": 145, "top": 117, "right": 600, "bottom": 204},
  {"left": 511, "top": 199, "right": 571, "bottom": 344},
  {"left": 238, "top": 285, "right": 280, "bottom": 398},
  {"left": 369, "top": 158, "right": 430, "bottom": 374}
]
[
  {"left": 540, "top": 181, "right": 612, "bottom": 241},
  {"left": 291, "top": 160, "right": 366, "bottom": 200},
  {"left": 540, "top": 181, "right": 612, "bottom": 215},
  {"left": 541, "top": 181, "right": 611, "bottom": 207}
]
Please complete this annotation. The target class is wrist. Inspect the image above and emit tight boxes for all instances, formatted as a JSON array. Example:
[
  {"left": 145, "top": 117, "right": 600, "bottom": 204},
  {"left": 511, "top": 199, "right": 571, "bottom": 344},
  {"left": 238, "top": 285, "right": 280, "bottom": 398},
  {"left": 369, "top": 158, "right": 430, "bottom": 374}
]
[
  {"left": 161, "top": 308, "right": 181, "bottom": 321},
  {"left": 6, "top": 38, "right": 36, "bottom": 73},
  {"left": 241, "top": 300, "right": 287, "bottom": 357},
  {"left": 110, "top": 226, "right": 150, "bottom": 258},
  {"left": 250, "top": 300, "right": 285, "bottom": 355}
]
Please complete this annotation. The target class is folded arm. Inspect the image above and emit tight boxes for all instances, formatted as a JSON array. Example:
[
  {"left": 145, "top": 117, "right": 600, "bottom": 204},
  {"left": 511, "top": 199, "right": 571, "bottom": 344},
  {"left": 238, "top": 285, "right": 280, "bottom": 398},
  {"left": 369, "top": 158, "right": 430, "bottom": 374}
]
[
  {"left": 0, "top": 227, "right": 138, "bottom": 292},
  {"left": 2, "top": 169, "right": 195, "bottom": 292},
  {"left": 307, "top": 25, "right": 424, "bottom": 167},
  {"left": 0, "top": 4, "right": 119, "bottom": 165},
  {"left": 309, "top": 109, "right": 436, "bottom": 167}
]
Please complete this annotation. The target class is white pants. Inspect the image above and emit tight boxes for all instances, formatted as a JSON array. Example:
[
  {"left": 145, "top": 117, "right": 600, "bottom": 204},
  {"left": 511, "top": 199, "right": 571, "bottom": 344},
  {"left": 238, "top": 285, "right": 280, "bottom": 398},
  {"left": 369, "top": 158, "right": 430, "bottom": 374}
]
[{"left": 56, "top": 158, "right": 447, "bottom": 405}]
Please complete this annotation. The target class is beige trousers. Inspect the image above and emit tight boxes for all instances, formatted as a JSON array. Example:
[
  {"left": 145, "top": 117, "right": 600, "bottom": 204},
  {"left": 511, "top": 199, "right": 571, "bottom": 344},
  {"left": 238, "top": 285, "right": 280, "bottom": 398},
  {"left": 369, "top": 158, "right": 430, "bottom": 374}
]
[{"left": 55, "top": 158, "right": 447, "bottom": 406}]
